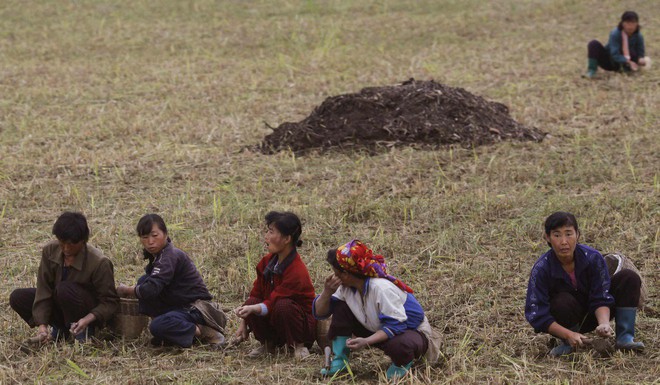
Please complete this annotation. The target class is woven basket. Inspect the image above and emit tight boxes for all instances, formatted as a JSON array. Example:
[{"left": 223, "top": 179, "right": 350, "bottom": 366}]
[
  {"left": 316, "top": 317, "right": 331, "bottom": 348},
  {"left": 114, "top": 298, "right": 149, "bottom": 339}
]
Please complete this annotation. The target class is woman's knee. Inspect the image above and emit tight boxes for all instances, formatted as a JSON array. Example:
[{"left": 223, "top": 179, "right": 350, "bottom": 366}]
[
  {"left": 149, "top": 315, "right": 168, "bottom": 337},
  {"left": 550, "top": 292, "right": 583, "bottom": 326},
  {"left": 588, "top": 40, "right": 601, "bottom": 49},
  {"left": 270, "top": 299, "right": 298, "bottom": 320},
  {"left": 613, "top": 269, "right": 641, "bottom": 289},
  {"left": 54, "top": 281, "right": 81, "bottom": 302}
]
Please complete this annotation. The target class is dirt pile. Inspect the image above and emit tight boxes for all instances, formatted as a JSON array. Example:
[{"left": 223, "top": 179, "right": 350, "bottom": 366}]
[{"left": 258, "top": 79, "right": 545, "bottom": 154}]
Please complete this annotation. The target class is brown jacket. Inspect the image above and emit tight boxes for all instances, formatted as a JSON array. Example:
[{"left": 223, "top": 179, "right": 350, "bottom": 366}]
[{"left": 33, "top": 240, "right": 119, "bottom": 325}]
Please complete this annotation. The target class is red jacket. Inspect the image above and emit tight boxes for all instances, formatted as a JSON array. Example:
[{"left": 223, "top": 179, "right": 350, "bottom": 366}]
[{"left": 249, "top": 251, "right": 315, "bottom": 314}]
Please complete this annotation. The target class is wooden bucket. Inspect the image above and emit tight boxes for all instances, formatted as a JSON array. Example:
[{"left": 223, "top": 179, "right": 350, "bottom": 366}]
[
  {"left": 316, "top": 317, "right": 331, "bottom": 348},
  {"left": 114, "top": 298, "right": 149, "bottom": 339}
]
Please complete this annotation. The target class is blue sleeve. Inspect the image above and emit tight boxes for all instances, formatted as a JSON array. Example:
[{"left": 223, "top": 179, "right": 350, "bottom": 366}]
[
  {"left": 312, "top": 295, "right": 340, "bottom": 320},
  {"left": 135, "top": 253, "right": 177, "bottom": 299},
  {"left": 379, "top": 314, "right": 407, "bottom": 338},
  {"left": 587, "top": 253, "right": 615, "bottom": 312},
  {"left": 608, "top": 29, "right": 628, "bottom": 64},
  {"left": 525, "top": 259, "right": 554, "bottom": 333}
]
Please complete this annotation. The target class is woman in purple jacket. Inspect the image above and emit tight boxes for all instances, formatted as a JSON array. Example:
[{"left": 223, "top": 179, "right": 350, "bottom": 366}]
[{"left": 525, "top": 212, "right": 644, "bottom": 356}]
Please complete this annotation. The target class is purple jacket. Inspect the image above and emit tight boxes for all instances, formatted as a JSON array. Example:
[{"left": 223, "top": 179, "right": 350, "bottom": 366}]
[
  {"left": 525, "top": 244, "right": 614, "bottom": 333},
  {"left": 135, "top": 240, "right": 211, "bottom": 317}
]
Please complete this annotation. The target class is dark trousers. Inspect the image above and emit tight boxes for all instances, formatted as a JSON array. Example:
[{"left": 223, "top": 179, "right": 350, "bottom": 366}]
[
  {"left": 588, "top": 40, "right": 640, "bottom": 72},
  {"left": 550, "top": 269, "right": 641, "bottom": 333},
  {"left": 243, "top": 297, "right": 316, "bottom": 347},
  {"left": 328, "top": 301, "right": 428, "bottom": 366},
  {"left": 9, "top": 282, "right": 98, "bottom": 329},
  {"left": 149, "top": 308, "right": 204, "bottom": 348}
]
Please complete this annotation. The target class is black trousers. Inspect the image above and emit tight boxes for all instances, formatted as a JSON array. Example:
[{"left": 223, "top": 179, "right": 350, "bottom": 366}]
[
  {"left": 327, "top": 301, "right": 428, "bottom": 366},
  {"left": 9, "top": 282, "right": 98, "bottom": 329},
  {"left": 550, "top": 269, "right": 641, "bottom": 333},
  {"left": 588, "top": 40, "right": 640, "bottom": 72}
]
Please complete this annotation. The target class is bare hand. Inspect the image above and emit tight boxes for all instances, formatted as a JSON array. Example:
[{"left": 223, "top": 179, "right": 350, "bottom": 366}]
[
  {"left": 233, "top": 321, "right": 249, "bottom": 343},
  {"left": 346, "top": 337, "right": 369, "bottom": 351},
  {"left": 595, "top": 323, "right": 614, "bottom": 338},
  {"left": 324, "top": 274, "right": 342, "bottom": 293},
  {"left": 32, "top": 325, "right": 50, "bottom": 343},
  {"left": 70, "top": 314, "right": 96, "bottom": 335},
  {"left": 117, "top": 283, "right": 135, "bottom": 298},
  {"left": 234, "top": 304, "right": 261, "bottom": 319},
  {"left": 566, "top": 331, "right": 588, "bottom": 348},
  {"left": 629, "top": 61, "right": 639, "bottom": 71}
]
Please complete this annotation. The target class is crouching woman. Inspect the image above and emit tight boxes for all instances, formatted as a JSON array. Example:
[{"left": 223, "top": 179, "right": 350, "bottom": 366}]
[
  {"left": 233, "top": 211, "right": 316, "bottom": 359},
  {"left": 313, "top": 240, "right": 439, "bottom": 380},
  {"left": 525, "top": 212, "right": 645, "bottom": 356},
  {"left": 117, "top": 214, "right": 226, "bottom": 348}
]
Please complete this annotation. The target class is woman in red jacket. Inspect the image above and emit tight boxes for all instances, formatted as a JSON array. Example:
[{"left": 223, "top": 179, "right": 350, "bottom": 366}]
[{"left": 234, "top": 211, "right": 316, "bottom": 359}]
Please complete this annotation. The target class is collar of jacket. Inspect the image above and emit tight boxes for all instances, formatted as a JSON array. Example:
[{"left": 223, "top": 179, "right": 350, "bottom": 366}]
[
  {"left": 263, "top": 248, "right": 298, "bottom": 282},
  {"left": 548, "top": 244, "right": 588, "bottom": 280},
  {"left": 49, "top": 242, "right": 88, "bottom": 271}
]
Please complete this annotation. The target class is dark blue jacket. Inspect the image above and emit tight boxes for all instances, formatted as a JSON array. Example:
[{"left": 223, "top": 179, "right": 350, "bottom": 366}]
[
  {"left": 135, "top": 240, "right": 212, "bottom": 317},
  {"left": 525, "top": 244, "right": 614, "bottom": 333},
  {"left": 606, "top": 28, "right": 645, "bottom": 64}
]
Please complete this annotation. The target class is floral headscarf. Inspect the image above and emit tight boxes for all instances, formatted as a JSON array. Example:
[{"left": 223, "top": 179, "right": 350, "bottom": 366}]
[{"left": 336, "top": 239, "right": 413, "bottom": 293}]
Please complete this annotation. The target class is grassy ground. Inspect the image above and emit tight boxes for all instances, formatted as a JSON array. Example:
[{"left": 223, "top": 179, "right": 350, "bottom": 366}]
[{"left": 0, "top": 0, "right": 658, "bottom": 383}]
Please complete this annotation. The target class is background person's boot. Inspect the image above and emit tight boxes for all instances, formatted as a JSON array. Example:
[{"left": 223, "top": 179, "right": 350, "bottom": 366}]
[
  {"left": 615, "top": 307, "right": 644, "bottom": 351},
  {"left": 320, "top": 336, "right": 350, "bottom": 376},
  {"left": 582, "top": 58, "right": 598, "bottom": 78}
]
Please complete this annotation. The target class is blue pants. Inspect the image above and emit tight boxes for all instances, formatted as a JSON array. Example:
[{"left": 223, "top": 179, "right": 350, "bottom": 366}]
[{"left": 149, "top": 308, "right": 204, "bottom": 348}]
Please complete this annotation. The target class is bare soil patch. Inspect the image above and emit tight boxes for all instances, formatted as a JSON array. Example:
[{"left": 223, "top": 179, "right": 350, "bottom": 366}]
[{"left": 259, "top": 79, "right": 546, "bottom": 154}]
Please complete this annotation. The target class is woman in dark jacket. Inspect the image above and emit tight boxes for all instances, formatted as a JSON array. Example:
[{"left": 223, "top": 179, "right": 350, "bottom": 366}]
[
  {"left": 525, "top": 212, "right": 644, "bottom": 356},
  {"left": 117, "top": 214, "right": 226, "bottom": 348},
  {"left": 584, "top": 11, "right": 649, "bottom": 78}
]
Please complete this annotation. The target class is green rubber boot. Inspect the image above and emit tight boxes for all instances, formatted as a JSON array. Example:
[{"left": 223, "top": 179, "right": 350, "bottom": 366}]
[
  {"left": 583, "top": 58, "right": 598, "bottom": 78},
  {"left": 615, "top": 307, "right": 645, "bottom": 351},
  {"left": 320, "top": 336, "right": 350, "bottom": 376},
  {"left": 386, "top": 361, "right": 413, "bottom": 380}
]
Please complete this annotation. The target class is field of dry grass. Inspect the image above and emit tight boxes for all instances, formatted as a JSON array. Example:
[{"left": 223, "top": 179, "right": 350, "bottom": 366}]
[{"left": 0, "top": 0, "right": 658, "bottom": 383}]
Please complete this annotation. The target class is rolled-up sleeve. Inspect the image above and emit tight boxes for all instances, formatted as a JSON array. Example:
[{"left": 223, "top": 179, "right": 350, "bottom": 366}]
[{"left": 525, "top": 258, "right": 554, "bottom": 333}]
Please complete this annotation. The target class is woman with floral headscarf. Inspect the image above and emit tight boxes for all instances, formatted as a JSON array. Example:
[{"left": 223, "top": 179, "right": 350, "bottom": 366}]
[{"left": 313, "top": 240, "right": 437, "bottom": 380}]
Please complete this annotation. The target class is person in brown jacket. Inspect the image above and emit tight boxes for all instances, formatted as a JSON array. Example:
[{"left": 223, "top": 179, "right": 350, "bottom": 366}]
[{"left": 9, "top": 212, "right": 119, "bottom": 343}]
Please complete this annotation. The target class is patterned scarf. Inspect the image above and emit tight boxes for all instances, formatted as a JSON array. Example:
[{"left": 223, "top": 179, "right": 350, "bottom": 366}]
[{"left": 336, "top": 239, "right": 413, "bottom": 293}]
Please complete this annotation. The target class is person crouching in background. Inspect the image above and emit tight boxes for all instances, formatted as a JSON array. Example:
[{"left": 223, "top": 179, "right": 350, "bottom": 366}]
[{"left": 117, "top": 214, "right": 226, "bottom": 349}]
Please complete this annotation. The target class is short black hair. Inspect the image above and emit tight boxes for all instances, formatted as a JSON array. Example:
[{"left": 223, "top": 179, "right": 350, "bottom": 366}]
[
  {"left": 52, "top": 212, "right": 90, "bottom": 243},
  {"left": 544, "top": 211, "right": 579, "bottom": 235},
  {"left": 136, "top": 214, "right": 168, "bottom": 236},
  {"left": 618, "top": 11, "right": 641, "bottom": 33},
  {"left": 265, "top": 211, "right": 303, "bottom": 247}
]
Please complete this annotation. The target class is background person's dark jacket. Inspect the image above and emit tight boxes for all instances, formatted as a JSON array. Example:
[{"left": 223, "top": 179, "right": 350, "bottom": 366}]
[{"left": 135, "top": 240, "right": 212, "bottom": 317}]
